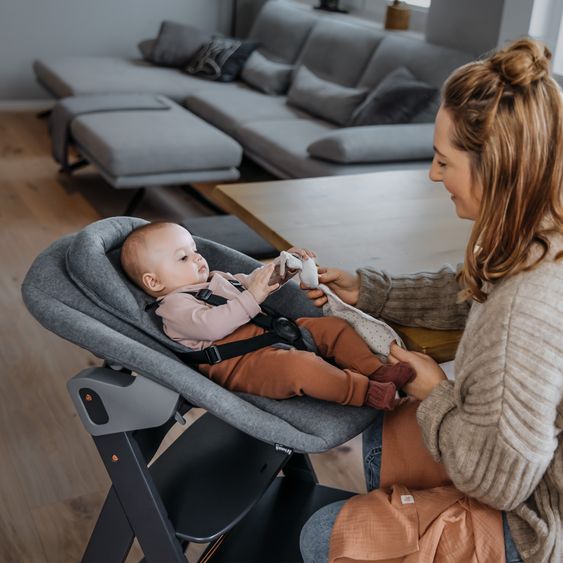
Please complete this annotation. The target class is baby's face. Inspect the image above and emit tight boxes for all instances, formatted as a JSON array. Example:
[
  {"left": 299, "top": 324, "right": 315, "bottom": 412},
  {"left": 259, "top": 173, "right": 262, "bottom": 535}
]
[{"left": 143, "top": 224, "right": 209, "bottom": 294}]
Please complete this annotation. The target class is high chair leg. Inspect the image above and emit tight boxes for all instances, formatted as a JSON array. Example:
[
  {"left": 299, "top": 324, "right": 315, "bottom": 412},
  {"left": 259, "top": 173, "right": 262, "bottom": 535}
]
[
  {"left": 92, "top": 431, "right": 187, "bottom": 563},
  {"left": 82, "top": 486, "right": 134, "bottom": 563}
]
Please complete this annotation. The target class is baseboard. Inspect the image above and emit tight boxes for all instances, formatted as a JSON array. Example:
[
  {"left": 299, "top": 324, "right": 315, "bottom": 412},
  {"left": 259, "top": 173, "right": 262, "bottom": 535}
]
[{"left": 0, "top": 99, "right": 54, "bottom": 111}]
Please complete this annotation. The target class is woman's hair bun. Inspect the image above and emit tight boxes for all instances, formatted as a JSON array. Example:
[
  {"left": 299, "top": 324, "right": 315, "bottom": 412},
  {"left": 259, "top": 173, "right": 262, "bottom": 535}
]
[{"left": 488, "top": 38, "right": 551, "bottom": 87}]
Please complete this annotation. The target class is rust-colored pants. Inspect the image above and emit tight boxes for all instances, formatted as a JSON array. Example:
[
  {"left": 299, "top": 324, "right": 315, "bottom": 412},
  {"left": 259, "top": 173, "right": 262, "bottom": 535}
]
[{"left": 198, "top": 317, "right": 383, "bottom": 406}]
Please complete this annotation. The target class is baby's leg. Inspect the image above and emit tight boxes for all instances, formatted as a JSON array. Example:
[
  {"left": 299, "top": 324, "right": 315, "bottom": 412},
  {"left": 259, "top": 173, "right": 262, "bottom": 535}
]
[
  {"left": 214, "top": 346, "right": 376, "bottom": 406},
  {"left": 297, "top": 317, "right": 414, "bottom": 388},
  {"left": 297, "top": 317, "right": 382, "bottom": 373}
]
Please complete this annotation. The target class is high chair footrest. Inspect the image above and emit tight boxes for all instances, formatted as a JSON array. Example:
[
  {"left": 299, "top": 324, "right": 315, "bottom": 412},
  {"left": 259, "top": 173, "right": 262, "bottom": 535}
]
[{"left": 149, "top": 412, "right": 291, "bottom": 543}]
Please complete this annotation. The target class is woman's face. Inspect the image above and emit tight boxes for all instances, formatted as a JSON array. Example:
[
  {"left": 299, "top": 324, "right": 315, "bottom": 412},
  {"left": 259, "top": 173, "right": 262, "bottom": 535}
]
[{"left": 429, "top": 106, "right": 482, "bottom": 220}]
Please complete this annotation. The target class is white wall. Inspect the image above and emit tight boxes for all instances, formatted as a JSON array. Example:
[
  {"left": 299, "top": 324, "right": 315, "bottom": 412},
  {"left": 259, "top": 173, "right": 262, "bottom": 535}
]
[
  {"left": 425, "top": 0, "right": 505, "bottom": 54},
  {"left": 0, "top": 0, "right": 231, "bottom": 101}
]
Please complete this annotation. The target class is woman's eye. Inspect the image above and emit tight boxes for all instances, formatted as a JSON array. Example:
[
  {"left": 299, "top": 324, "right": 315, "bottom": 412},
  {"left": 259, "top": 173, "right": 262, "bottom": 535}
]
[{"left": 438, "top": 161, "right": 447, "bottom": 168}]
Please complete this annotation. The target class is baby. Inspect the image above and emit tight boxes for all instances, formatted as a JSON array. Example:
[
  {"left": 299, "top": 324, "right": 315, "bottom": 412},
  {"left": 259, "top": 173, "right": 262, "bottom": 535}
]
[{"left": 120, "top": 222, "right": 415, "bottom": 410}]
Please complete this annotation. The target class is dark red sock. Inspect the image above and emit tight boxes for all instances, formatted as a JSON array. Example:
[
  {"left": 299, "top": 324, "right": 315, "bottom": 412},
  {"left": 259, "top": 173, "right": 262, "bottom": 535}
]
[
  {"left": 371, "top": 362, "right": 415, "bottom": 388},
  {"left": 363, "top": 380, "right": 397, "bottom": 410}
]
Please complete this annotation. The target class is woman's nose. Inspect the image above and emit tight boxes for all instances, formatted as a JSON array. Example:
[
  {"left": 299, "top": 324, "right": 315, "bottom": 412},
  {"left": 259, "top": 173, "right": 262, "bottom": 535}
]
[{"left": 428, "top": 160, "right": 440, "bottom": 182}]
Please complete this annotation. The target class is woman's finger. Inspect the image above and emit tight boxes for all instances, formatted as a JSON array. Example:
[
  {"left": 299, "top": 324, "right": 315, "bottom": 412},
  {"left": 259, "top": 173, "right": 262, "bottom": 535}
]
[
  {"left": 387, "top": 354, "right": 399, "bottom": 365},
  {"left": 389, "top": 342, "right": 415, "bottom": 361},
  {"left": 318, "top": 271, "right": 340, "bottom": 284}
]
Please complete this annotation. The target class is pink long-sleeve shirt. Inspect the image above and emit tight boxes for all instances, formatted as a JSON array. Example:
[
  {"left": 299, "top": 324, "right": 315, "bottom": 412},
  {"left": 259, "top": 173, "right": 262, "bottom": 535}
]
[{"left": 155, "top": 271, "right": 262, "bottom": 350}]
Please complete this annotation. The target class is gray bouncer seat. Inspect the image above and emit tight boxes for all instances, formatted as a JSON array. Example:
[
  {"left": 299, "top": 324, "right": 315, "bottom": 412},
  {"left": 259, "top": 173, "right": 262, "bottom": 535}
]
[{"left": 22, "top": 216, "right": 377, "bottom": 563}]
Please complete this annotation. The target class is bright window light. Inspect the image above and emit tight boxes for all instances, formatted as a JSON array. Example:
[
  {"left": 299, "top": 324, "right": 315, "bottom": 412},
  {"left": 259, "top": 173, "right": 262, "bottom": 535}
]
[{"left": 407, "top": 0, "right": 431, "bottom": 8}]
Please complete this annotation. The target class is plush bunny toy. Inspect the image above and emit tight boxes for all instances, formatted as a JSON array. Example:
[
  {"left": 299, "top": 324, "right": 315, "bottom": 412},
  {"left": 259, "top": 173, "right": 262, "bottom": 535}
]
[{"left": 270, "top": 251, "right": 403, "bottom": 357}]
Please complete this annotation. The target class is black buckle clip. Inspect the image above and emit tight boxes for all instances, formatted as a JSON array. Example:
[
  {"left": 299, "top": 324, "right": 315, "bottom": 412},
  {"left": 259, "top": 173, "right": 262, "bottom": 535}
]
[
  {"left": 204, "top": 345, "right": 222, "bottom": 365},
  {"left": 272, "top": 317, "right": 301, "bottom": 342},
  {"left": 196, "top": 288, "right": 213, "bottom": 302}
]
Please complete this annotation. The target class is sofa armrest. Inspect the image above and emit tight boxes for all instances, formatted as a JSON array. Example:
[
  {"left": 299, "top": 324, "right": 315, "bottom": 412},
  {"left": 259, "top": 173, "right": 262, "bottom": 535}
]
[{"left": 307, "top": 123, "right": 435, "bottom": 164}]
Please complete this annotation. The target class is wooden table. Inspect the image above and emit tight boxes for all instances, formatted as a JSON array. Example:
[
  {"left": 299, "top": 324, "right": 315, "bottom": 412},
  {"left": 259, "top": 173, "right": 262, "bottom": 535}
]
[{"left": 213, "top": 170, "right": 473, "bottom": 361}]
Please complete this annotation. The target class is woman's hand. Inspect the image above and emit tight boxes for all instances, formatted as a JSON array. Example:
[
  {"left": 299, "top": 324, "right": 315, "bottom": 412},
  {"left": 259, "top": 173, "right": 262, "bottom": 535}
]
[
  {"left": 388, "top": 342, "right": 447, "bottom": 401},
  {"left": 302, "top": 267, "right": 360, "bottom": 307}
]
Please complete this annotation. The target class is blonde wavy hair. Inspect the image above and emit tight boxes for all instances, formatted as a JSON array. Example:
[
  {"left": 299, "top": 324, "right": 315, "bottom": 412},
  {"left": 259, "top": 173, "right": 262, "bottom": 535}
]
[{"left": 442, "top": 38, "right": 563, "bottom": 302}]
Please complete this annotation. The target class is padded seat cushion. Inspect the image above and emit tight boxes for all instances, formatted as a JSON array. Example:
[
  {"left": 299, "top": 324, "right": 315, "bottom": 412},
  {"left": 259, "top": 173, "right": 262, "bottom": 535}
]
[
  {"left": 237, "top": 119, "right": 429, "bottom": 178},
  {"left": 184, "top": 85, "right": 306, "bottom": 137},
  {"left": 70, "top": 99, "right": 242, "bottom": 178},
  {"left": 22, "top": 217, "right": 378, "bottom": 452},
  {"left": 33, "top": 57, "right": 233, "bottom": 101}
]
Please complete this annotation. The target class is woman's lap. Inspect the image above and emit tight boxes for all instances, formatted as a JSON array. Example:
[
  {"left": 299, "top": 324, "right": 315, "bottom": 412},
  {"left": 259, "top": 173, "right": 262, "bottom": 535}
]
[{"left": 300, "top": 411, "right": 522, "bottom": 563}]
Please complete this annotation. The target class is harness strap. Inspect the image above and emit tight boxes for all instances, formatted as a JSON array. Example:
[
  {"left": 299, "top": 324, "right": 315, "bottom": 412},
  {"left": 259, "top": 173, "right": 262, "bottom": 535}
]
[
  {"left": 144, "top": 278, "right": 309, "bottom": 364},
  {"left": 174, "top": 332, "right": 287, "bottom": 365}
]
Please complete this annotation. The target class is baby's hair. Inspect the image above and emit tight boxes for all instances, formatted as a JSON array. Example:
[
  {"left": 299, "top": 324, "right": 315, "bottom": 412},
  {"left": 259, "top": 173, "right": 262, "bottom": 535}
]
[{"left": 120, "top": 221, "right": 176, "bottom": 289}]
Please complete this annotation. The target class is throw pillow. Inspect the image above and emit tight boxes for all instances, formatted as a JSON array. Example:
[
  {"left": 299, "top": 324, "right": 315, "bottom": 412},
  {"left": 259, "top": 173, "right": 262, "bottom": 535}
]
[
  {"left": 350, "top": 67, "right": 437, "bottom": 126},
  {"left": 149, "top": 21, "right": 212, "bottom": 68},
  {"left": 137, "top": 38, "right": 156, "bottom": 61},
  {"left": 186, "top": 37, "right": 258, "bottom": 82},
  {"left": 307, "top": 124, "right": 435, "bottom": 164},
  {"left": 287, "top": 66, "right": 367, "bottom": 126},
  {"left": 241, "top": 50, "right": 293, "bottom": 95}
]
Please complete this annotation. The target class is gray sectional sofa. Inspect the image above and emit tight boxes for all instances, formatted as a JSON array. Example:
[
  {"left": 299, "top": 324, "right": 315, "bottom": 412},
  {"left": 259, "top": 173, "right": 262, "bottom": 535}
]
[{"left": 34, "top": 0, "right": 475, "bottom": 179}]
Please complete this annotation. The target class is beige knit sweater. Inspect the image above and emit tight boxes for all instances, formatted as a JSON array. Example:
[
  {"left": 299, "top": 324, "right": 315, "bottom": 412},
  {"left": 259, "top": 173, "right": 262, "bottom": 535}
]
[{"left": 356, "top": 239, "right": 563, "bottom": 563}]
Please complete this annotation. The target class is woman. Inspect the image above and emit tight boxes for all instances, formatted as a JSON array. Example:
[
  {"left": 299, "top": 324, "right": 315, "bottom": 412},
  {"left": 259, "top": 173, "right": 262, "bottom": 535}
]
[{"left": 300, "top": 38, "right": 563, "bottom": 562}]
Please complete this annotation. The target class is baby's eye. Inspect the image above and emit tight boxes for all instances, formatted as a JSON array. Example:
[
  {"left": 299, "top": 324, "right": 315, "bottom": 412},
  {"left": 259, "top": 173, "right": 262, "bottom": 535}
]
[{"left": 180, "top": 255, "right": 187, "bottom": 261}]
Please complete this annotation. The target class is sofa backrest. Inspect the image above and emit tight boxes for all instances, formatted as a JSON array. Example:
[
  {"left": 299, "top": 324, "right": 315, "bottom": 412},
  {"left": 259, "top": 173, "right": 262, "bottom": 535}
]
[
  {"left": 357, "top": 34, "right": 474, "bottom": 91},
  {"left": 247, "top": 1, "right": 318, "bottom": 64},
  {"left": 294, "top": 18, "right": 386, "bottom": 87}
]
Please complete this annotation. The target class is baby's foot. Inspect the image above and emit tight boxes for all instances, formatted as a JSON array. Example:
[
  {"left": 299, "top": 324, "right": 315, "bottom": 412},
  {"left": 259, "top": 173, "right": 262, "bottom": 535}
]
[
  {"left": 364, "top": 380, "right": 397, "bottom": 410},
  {"left": 370, "top": 362, "right": 415, "bottom": 388}
]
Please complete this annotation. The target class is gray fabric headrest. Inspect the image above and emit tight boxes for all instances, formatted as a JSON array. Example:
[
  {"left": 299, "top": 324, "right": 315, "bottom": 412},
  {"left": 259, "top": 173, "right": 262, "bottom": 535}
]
[{"left": 66, "top": 216, "right": 149, "bottom": 322}]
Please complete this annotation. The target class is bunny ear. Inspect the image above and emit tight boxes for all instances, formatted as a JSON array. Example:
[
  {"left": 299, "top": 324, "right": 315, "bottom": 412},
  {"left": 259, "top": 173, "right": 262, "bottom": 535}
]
[{"left": 278, "top": 254, "right": 286, "bottom": 278}]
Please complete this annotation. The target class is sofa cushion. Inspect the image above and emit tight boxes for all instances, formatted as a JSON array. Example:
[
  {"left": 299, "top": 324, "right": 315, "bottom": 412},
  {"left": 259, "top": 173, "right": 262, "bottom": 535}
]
[
  {"left": 33, "top": 57, "right": 228, "bottom": 100},
  {"left": 350, "top": 67, "right": 438, "bottom": 126},
  {"left": 70, "top": 100, "right": 242, "bottom": 178},
  {"left": 295, "top": 19, "right": 386, "bottom": 87},
  {"left": 149, "top": 21, "right": 212, "bottom": 68},
  {"left": 187, "top": 37, "right": 258, "bottom": 82},
  {"left": 307, "top": 123, "right": 435, "bottom": 164},
  {"left": 237, "top": 119, "right": 427, "bottom": 179},
  {"left": 247, "top": 1, "right": 318, "bottom": 63},
  {"left": 241, "top": 51, "right": 293, "bottom": 95},
  {"left": 287, "top": 66, "right": 367, "bottom": 126},
  {"left": 357, "top": 34, "right": 473, "bottom": 91},
  {"left": 184, "top": 84, "right": 305, "bottom": 137}
]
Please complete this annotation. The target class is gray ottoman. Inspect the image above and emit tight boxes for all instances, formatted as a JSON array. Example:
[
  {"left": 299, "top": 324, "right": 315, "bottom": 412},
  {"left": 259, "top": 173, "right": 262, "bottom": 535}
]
[{"left": 69, "top": 97, "right": 242, "bottom": 190}]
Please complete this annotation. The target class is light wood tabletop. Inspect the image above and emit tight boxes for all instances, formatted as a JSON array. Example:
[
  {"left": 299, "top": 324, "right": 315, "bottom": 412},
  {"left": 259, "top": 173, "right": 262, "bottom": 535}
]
[{"left": 213, "top": 169, "right": 474, "bottom": 362}]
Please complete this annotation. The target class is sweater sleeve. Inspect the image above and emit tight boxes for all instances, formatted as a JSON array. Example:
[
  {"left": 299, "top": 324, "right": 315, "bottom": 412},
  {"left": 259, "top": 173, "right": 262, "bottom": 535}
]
[
  {"left": 416, "top": 278, "right": 563, "bottom": 511},
  {"left": 355, "top": 264, "right": 470, "bottom": 329}
]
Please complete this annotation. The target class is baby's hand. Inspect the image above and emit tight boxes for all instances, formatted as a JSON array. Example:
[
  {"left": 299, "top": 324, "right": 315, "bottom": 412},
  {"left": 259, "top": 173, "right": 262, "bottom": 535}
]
[{"left": 247, "top": 263, "right": 279, "bottom": 304}]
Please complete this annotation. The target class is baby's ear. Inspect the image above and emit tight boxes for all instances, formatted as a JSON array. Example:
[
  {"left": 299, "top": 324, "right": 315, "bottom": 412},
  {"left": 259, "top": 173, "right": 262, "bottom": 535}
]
[{"left": 141, "top": 272, "right": 164, "bottom": 293}]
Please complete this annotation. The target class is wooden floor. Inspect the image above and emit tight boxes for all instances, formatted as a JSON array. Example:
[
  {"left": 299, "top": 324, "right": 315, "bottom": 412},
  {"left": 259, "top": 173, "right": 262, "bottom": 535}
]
[{"left": 0, "top": 112, "right": 365, "bottom": 563}]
